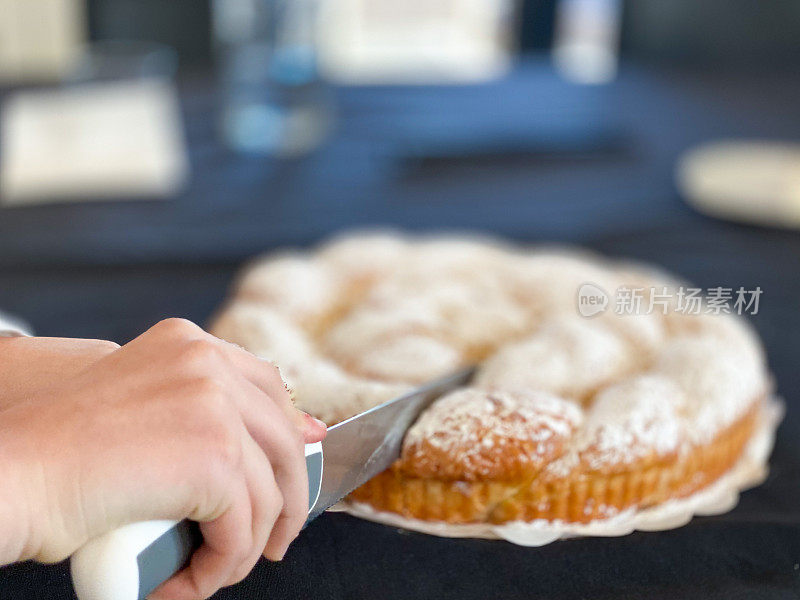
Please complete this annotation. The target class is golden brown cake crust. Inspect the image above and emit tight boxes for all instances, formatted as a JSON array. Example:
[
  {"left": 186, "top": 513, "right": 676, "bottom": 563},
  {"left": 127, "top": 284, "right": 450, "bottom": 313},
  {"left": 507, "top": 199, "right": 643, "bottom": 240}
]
[
  {"left": 398, "top": 388, "right": 582, "bottom": 482},
  {"left": 349, "top": 401, "right": 762, "bottom": 524}
]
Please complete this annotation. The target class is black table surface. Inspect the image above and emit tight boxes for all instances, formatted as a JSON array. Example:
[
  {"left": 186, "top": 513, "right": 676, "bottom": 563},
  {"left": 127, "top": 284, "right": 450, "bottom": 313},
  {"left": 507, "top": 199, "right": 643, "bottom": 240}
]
[{"left": 1, "top": 59, "right": 799, "bottom": 599}]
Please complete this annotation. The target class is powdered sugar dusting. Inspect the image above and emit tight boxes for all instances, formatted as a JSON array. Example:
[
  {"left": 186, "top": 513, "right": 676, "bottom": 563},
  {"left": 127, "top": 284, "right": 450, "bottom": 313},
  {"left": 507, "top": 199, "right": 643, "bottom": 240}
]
[
  {"left": 475, "top": 315, "right": 636, "bottom": 401},
  {"left": 654, "top": 335, "right": 767, "bottom": 444},
  {"left": 407, "top": 388, "right": 581, "bottom": 450},
  {"left": 402, "top": 387, "right": 582, "bottom": 480},
  {"left": 575, "top": 375, "right": 684, "bottom": 470},
  {"left": 213, "top": 232, "right": 772, "bottom": 483}
]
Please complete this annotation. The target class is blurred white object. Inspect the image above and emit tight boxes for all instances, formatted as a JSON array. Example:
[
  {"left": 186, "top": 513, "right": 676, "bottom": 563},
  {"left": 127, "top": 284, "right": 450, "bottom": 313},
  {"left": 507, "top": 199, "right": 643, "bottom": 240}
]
[
  {"left": 677, "top": 141, "right": 800, "bottom": 228},
  {"left": 0, "top": 310, "right": 31, "bottom": 337},
  {"left": 316, "top": 0, "right": 515, "bottom": 84},
  {"left": 0, "top": 0, "right": 86, "bottom": 81},
  {"left": 553, "top": 0, "right": 621, "bottom": 84},
  {"left": 0, "top": 79, "right": 189, "bottom": 204}
]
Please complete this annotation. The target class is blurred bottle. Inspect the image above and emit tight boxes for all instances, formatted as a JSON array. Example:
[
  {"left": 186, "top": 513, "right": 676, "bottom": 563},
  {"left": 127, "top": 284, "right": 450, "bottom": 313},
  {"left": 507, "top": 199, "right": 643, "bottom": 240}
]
[
  {"left": 213, "top": 0, "right": 332, "bottom": 157},
  {"left": 552, "top": 0, "right": 622, "bottom": 84}
]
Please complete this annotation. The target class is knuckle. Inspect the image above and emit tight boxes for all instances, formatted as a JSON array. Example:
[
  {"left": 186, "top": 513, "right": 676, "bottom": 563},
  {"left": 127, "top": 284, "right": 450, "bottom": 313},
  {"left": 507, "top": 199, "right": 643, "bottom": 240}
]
[
  {"left": 166, "top": 377, "right": 219, "bottom": 423},
  {"left": 91, "top": 339, "right": 121, "bottom": 353},
  {"left": 267, "top": 484, "right": 285, "bottom": 519},
  {"left": 259, "top": 488, "right": 288, "bottom": 537},
  {"left": 270, "top": 404, "right": 304, "bottom": 448},
  {"left": 184, "top": 390, "right": 240, "bottom": 464},
  {"left": 268, "top": 420, "right": 305, "bottom": 467},
  {"left": 177, "top": 378, "right": 243, "bottom": 474},
  {"left": 282, "top": 419, "right": 306, "bottom": 454},
  {"left": 179, "top": 339, "right": 222, "bottom": 370},
  {"left": 154, "top": 317, "right": 201, "bottom": 339},
  {"left": 230, "top": 554, "right": 259, "bottom": 586},
  {"left": 186, "top": 376, "right": 228, "bottom": 413},
  {"left": 205, "top": 418, "right": 242, "bottom": 471},
  {"left": 186, "top": 568, "right": 216, "bottom": 600}
]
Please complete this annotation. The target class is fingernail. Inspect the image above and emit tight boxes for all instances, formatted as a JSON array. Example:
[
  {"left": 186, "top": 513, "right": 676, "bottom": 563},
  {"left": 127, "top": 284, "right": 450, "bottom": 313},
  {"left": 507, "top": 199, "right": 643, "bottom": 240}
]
[{"left": 303, "top": 412, "right": 327, "bottom": 430}]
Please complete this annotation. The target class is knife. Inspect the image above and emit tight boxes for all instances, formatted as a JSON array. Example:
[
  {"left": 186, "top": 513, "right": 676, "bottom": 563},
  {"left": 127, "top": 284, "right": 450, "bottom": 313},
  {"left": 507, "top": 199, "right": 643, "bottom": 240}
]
[{"left": 70, "top": 366, "right": 475, "bottom": 600}]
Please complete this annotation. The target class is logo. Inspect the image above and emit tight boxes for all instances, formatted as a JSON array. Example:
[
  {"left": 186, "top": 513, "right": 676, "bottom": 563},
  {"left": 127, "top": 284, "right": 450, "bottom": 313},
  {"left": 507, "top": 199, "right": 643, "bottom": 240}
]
[{"left": 577, "top": 282, "right": 609, "bottom": 317}]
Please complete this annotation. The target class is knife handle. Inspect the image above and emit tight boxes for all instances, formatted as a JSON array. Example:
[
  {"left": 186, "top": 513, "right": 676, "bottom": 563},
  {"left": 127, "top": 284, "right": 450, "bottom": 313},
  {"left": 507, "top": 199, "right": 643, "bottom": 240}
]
[{"left": 70, "top": 442, "right": 323, "bottom": 600}]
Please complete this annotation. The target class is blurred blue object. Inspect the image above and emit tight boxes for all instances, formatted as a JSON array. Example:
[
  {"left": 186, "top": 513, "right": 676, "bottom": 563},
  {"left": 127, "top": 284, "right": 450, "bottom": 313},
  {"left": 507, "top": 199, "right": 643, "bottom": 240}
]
[{"left": 213, "top": 0, "right": 333, "bottom": 157}]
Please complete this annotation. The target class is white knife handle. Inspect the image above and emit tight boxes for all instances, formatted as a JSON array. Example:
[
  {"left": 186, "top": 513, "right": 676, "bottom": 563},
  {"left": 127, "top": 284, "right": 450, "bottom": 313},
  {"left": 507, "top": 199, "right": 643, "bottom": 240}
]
[{"left": 70, "top": 442, "right": 324, "bottom": 600}]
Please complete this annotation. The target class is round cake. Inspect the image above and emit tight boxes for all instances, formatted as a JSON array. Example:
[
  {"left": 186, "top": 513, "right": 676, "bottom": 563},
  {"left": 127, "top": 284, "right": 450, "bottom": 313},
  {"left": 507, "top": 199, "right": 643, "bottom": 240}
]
[{"left": 210, "top": 232, "right": 774, "bottom": 527}]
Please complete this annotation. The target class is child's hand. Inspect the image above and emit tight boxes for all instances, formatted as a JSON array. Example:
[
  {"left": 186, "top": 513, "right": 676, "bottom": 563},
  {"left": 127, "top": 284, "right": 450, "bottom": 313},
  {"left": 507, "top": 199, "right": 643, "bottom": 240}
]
[{"left": 0, "top": 318, "right": 325, "bottom": 600}]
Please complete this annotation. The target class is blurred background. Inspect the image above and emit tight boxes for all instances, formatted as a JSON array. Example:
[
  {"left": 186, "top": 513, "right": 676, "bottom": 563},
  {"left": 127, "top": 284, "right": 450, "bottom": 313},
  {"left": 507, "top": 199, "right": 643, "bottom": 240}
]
[
  {"left": 0, "top": 0, "right": 797, "bottom": 344},
  {"left": 1, "top": 1, "right": 800, "bottom": 598}
]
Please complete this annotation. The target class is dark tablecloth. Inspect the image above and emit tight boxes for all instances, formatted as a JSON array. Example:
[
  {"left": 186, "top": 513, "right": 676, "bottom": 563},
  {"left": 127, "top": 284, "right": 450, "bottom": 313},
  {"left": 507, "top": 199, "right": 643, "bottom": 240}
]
[{"left": 1, "top": 60, "right": 799, "bottom": 599}]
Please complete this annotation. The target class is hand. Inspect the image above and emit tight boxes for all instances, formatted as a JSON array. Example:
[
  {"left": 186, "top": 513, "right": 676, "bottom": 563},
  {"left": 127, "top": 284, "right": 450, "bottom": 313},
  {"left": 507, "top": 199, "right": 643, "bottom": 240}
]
[
  {"left": 0, "top": 336, "right": 119, "bottom": 409},
  {"left": 0, "top": 318, "right": 326, "bottom": 600}
]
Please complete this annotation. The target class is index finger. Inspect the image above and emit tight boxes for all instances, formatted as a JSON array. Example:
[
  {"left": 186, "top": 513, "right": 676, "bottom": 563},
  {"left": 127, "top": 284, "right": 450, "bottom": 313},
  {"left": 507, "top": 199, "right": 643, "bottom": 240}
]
[{"left": 206, "top": 334, "right": 326, "bottom": 441}]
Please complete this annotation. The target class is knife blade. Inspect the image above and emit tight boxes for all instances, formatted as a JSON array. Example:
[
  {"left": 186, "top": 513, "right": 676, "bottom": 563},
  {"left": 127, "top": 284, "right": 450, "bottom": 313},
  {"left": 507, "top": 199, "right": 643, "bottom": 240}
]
[
  {"left": 70, "top": 366, "right": 475, "bottom": 600},
  {"left": 308, "top": 365, "right": 475, "bottom": 520}
]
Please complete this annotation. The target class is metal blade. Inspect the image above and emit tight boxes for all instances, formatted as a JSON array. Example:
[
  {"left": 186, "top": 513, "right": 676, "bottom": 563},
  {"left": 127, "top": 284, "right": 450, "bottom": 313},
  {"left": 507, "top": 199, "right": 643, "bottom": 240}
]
[{"left": 307, "top": 366, "right": 475, "bottom": 520}]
